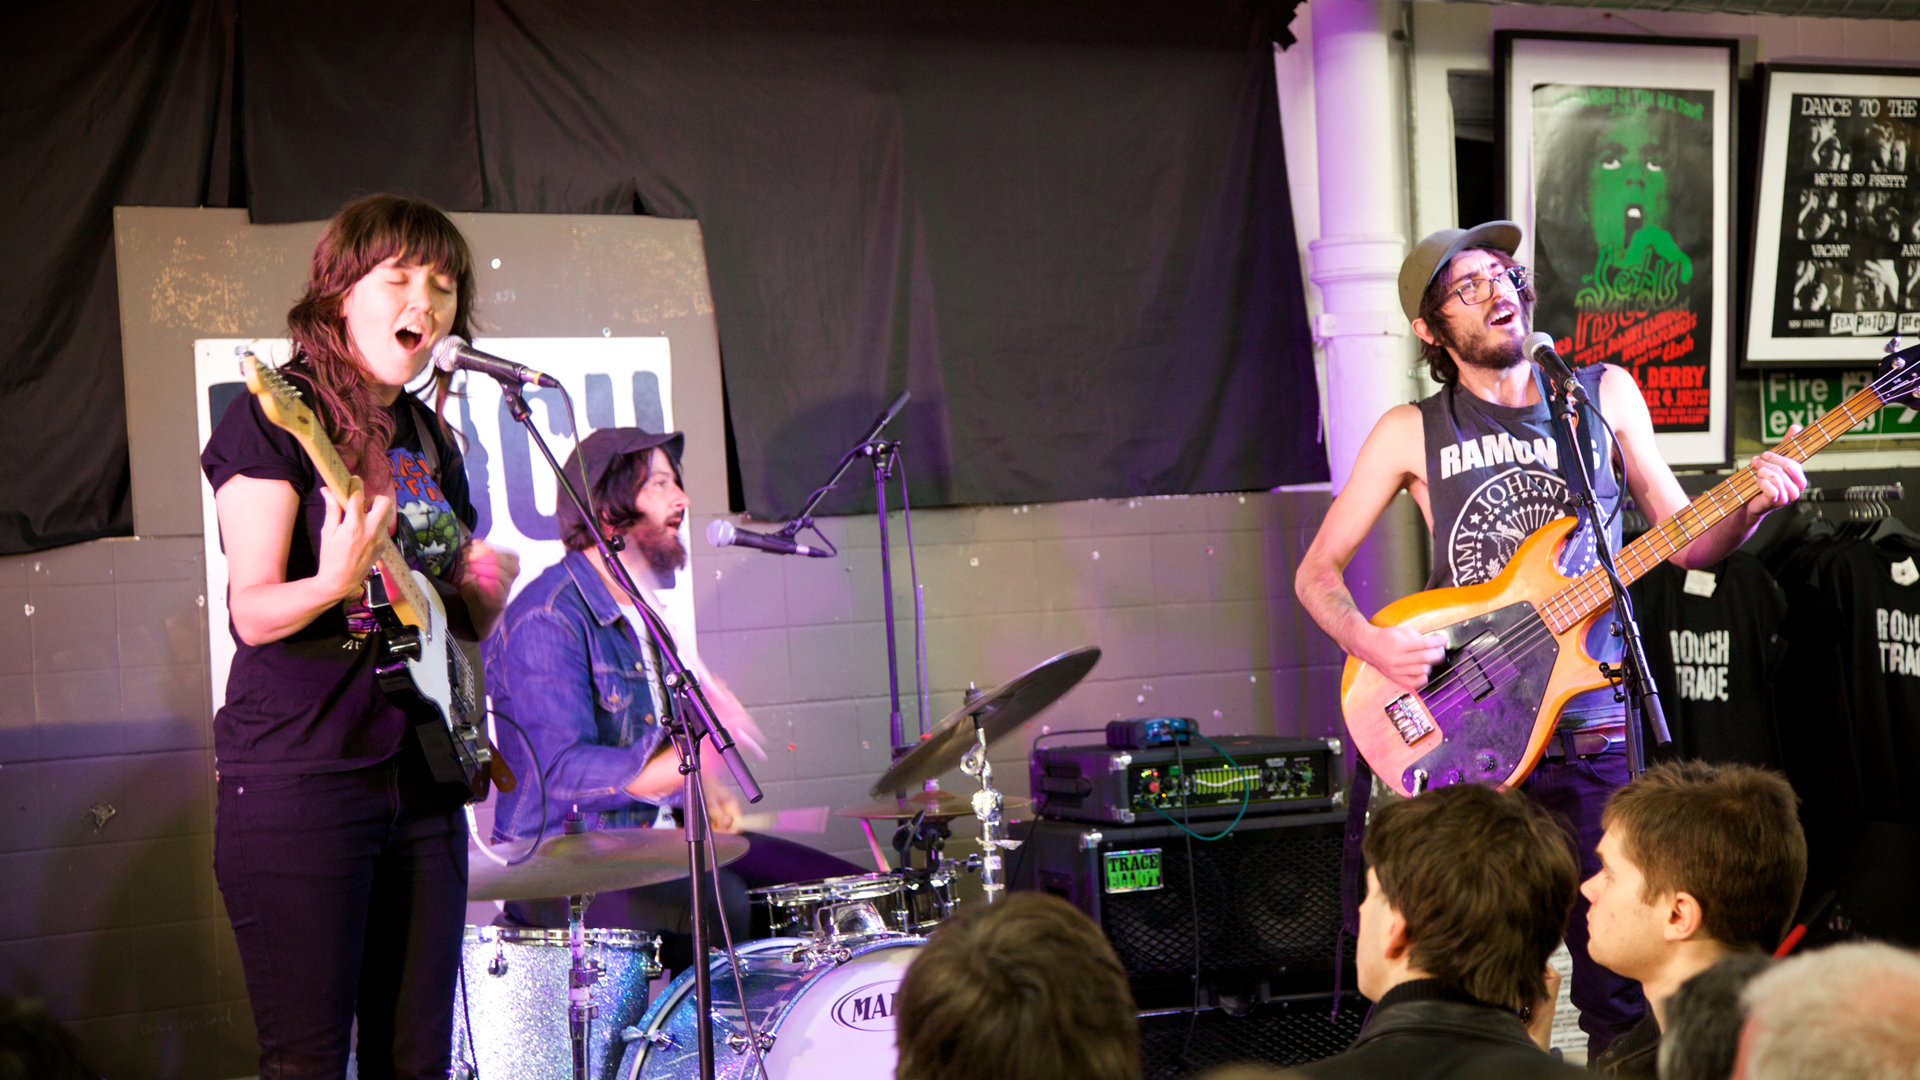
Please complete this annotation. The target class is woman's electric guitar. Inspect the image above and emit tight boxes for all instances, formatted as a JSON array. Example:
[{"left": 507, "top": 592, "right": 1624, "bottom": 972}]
[
  {"left": 242, "top": 352, "right": 507, "bottom": 803},
  {"left": 1342, "top": 345, "right": 1920, "bottom": 798}
]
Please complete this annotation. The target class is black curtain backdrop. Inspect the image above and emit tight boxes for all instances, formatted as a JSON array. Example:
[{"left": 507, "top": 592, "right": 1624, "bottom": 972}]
[
  {"left": 0, "top": 0, "right": 235, "bottom": 552},
  {"left": 0, "top": 0, "right": 1318, "bottom": 551}
]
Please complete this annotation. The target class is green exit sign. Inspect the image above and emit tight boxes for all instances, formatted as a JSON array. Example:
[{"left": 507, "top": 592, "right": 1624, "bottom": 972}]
[{"left": 1760, "top": 371, "right": 1920, "bottom": 443}]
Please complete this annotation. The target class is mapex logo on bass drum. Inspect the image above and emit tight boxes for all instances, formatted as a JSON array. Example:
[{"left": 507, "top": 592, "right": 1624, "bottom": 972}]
[{"left": 830, "top": 981, "right": 903, "bottom": 1031}]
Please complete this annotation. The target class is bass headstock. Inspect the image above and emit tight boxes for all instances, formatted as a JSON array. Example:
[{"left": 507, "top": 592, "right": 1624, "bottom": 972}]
[
  {"left": 1875, "top": 338, "right": 1920, "bottom": 408},
  {"left": 238, "top": 348, "right": 320, "bottom": 437}
]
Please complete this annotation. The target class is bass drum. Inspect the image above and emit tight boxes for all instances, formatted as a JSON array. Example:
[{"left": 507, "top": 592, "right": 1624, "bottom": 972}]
[{"left": 619, "top": 936, "right": 922, "bottom": 1080}]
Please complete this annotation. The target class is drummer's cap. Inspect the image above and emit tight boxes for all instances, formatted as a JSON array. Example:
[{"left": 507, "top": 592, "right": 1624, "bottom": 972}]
[
  {"left": 557, "top": 427, "right": 686, "bottom": 535},
  {"left": 1398, "top": 220, "right": 1523, "bottom": 322}
]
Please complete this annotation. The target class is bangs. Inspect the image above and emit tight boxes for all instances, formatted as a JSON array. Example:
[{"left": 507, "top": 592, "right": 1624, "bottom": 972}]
[{"left": 317, "top": 196, "right": 473, "bottom": 289}]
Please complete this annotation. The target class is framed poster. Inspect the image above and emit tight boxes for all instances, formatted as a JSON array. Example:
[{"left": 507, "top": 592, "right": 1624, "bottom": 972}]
[
  {"left": 1745, "top": 64, "right": 1920, "bottom": 369},
  {"left": 1498, "top": 32, "right": 1737, "bottom": 466}
]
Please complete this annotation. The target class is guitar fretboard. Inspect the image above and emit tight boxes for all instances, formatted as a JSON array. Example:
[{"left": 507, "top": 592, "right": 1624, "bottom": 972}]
[{"left": 1540, "top": 380, "right": 1886, "bottom": 634}]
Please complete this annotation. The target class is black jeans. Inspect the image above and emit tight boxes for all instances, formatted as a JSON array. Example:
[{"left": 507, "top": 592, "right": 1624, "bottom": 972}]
[{"left": 214, "top": 739, "right": 469, "bottom": 1080}]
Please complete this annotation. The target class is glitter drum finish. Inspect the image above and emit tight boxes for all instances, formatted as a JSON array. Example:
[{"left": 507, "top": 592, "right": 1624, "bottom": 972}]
[
  {"left": 619, "top": 936, "right": 925, "bottom": 1080},
  {"left": 452, "top": 925, "right": 663, "bottom": 1080}
]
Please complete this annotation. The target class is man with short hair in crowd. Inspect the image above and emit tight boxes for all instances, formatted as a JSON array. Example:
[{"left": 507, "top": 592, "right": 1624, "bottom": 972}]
[
  {"left": 1299, "top": 784, "right": 1584, "bottom": 1080},
  {"left": 1583, "top": 762, "right": 1807, "bottom": 1079},
  {"left": 1735, "top": 941, "right": 1920, "bottom": 1080},
  {"left": 1657, "top": 952, "right": 1772, "bottom": 1080},
  {"left": 895, "top": 891, "right": 1139, "bottom": 1080}
]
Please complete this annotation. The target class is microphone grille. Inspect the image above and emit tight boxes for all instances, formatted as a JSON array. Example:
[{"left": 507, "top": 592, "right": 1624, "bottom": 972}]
[
  {"left": 1524, "top": 331, "right": 1556, "bottom": 359},
  {"left": 430, "top": 334, "right": 467, "bottom": 373},
  {"left": 705, "top": 519, "right": 735, "bottom": 548}
]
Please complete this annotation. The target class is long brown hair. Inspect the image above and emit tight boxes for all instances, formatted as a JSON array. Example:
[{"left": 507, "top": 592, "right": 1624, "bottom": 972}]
[{"left": 286, "top": 194, "right": 476, "bottom": 495}]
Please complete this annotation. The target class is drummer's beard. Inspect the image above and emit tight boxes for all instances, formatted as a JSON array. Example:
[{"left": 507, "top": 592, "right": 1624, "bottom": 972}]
[{"left": 630, "top": 510, "right": 687, "bottom": 573}]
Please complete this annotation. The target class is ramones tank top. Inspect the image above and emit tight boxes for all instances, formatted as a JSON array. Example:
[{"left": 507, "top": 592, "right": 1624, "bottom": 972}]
[{"left": 1418, "top": 363, "right": 1624, "bottom": 728}]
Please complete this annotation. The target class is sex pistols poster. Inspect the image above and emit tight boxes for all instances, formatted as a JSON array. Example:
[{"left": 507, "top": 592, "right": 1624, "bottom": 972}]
[
  {"left": 1531, "top": 83, "right": 1716, "bottom": 433},
  {"left": 1746, "top": 66, "right": 1920, "bottom": 368},
  {"left": 1500, "top": 33, "right": 1733, "bottom": 465}
]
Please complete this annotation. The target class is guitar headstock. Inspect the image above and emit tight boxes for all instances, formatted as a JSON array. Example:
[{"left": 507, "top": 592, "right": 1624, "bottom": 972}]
[
  {"left": 239, "top": 348, "right": 320, "bottom": 437},
  {"left": 1875, "top": 339, "right": 1920, "bottom": 408}
]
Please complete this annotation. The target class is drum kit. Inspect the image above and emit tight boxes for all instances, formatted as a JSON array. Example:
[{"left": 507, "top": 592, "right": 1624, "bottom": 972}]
[{"left": 454, "top": 644, "right": 1102, "bottom": 1080}]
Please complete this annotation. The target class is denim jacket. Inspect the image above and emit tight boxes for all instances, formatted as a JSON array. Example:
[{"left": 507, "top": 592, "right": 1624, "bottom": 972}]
[{"left": 483, "top": 549, "right": 681, "bottom": 842}]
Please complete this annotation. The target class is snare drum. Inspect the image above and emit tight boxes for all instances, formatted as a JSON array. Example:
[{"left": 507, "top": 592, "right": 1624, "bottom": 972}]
[
  {"left": 618, "top": 935, "right": 923, "bottom": 1080},
  {"left": 749, "top": 869, "right": 955, "bottom": 937},
  {"left": 452, "top": 925, "right": 662, "bottom": 1080}
]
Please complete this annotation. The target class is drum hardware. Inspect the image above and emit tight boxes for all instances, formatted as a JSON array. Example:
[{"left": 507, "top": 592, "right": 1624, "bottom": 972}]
[{"left": 959, "top": 723, "right": 1021, "bottom": 902}]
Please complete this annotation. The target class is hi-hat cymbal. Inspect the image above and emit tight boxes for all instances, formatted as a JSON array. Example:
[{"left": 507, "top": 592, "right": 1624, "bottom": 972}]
[
  {"left": 837, "top": 789, "right": 1032, "bottom": 821},
  {"left": 468, "top": 827, "right": 750, "bottom": 902},
  {"left": 870, "top": 645, "right": 1101, "bottom": 796}
]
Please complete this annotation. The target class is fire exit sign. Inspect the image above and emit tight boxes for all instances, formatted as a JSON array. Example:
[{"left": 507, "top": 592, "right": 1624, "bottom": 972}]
[{"left": 1760, "top": 371, "right": 1920, "bottom": 443}]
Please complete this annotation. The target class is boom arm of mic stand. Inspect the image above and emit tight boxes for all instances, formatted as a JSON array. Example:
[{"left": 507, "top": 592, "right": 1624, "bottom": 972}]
[
  {"left": 499, "top": 382, "right": 764, "bottom": 804},
  {"left": 1547, "top": 378, "right": 1673, "bottom": 773},
  {"left": 779, "top": 391, "right": 911, "bottom": 534}
]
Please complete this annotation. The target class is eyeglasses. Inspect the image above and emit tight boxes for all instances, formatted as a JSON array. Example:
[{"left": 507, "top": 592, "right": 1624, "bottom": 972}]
[{"left": 1446, "top": 265, "right": 1530, "bottom": 307}]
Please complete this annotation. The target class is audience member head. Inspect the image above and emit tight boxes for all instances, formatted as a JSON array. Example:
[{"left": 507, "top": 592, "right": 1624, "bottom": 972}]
[
  {"left": 1360, "top": 783, "right": 1578, "bottom": 1011},
  {"left": 896, "top": 891, "right": 1138, "bottom": 1080},
  {"left": 0, "top": 995, "right": 94, "bottom": 1080},
  {"left": 1736, "top": 942, "right": 1920, "bottom": 1080},
  {"left": 1658, "top": 950, "right": 1772, "bottom": 1080},
  {"left": 1584, "top": 762, "right": 1805, "bottom": 1009}
]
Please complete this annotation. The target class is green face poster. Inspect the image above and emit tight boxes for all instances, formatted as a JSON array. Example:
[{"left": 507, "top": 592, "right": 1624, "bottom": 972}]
[{"left": 1530, "top": 84, "right": 1716, "bottom": 433}]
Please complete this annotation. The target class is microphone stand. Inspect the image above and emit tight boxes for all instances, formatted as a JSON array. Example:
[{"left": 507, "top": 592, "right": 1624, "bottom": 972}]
[
  {"left": 778, "top": 392, "right": 915, "bottom": 756},
  {"left": 1538, "top": 361, "right": 1672, "bottom": 776},
  {"left": 498, "top": 380, "right": 761, "bottom": 1080}
]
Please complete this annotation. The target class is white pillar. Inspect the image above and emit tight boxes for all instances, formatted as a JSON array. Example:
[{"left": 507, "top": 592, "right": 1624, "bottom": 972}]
[
  {"left": 1308, "top": 0, "right": 1426, "bottom": 609},
  {"left": 1309, "top": 0, "right": 1411, "bottom": 494}
]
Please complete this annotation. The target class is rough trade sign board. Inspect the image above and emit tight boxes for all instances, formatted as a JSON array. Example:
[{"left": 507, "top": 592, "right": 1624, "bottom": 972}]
[{"left": 1760, "top": 370, "right": 1920, "bottom": 442}]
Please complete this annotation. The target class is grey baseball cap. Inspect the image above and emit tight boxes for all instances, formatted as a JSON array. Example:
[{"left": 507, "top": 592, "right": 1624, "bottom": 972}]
[
  {"left": 1398, "top": 220, "right": 1523, "bottom": 322},
  {"left": 556, "top": 427, "right": 684, "bottom": 536}
]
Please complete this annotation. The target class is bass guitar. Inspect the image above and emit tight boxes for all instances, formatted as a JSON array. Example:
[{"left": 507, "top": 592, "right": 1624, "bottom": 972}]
[
  {"left": 1342, "top": 345, "right": 1920, "bottom": 798},
  {"left": 242, "top": 351, "right": 506, "bottom": 803}
]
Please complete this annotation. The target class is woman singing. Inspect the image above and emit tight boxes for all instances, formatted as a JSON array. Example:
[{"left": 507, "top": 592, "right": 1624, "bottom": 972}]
[{"left": 200, "top": 195, "right": 517, "bottom": 1079}]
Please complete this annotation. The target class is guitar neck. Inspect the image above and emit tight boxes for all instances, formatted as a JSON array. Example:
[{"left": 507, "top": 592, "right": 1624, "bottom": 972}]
[
  {"left": 278, "top": 405, "right": 433, "bottom": 630},
  {"left": 1540, "top": 379, "right": 1885, "bottom": 633}
]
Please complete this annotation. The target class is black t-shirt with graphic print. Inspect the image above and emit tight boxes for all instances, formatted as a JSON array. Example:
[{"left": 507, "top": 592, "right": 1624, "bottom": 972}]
[{"left": 201, "top": 368, "right": 474, "bottom": 775}]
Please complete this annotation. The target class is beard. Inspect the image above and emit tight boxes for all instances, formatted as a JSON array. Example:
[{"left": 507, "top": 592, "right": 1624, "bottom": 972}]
[
  {"left": 630, "top": 515, "right": 687, "bottom": 573},
  {"left": 1433, "top": 314, "right": 1527, "bottom": 373}
]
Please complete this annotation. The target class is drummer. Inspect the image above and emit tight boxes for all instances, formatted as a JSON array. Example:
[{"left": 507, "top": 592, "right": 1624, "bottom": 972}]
[{"left": 482, "top": 428, "right": 863, "bottom": 973}]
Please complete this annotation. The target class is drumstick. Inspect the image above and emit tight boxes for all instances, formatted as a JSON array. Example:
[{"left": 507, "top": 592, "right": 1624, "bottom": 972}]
[
  {"left": 860, "top": 819, "right": 892, "bottom": 872},
  {"left": 735, "top": 806, "right": 831, "bottom": 834}
]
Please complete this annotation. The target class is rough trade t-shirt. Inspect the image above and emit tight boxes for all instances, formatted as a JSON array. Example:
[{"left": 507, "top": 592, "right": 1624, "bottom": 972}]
[{"left": 200, "top": 369, "right": 473, "bottom": 775}]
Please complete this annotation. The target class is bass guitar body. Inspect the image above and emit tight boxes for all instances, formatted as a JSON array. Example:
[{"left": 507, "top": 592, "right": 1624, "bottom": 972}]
[{"left": 1340, "top": 518, "right": 1613, "bottom": 799}]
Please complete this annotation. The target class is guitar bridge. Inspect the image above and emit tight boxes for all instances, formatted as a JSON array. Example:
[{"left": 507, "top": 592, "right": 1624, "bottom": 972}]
[{"left": 1384, "top": 694, "right": 1436, "bottom": 746}]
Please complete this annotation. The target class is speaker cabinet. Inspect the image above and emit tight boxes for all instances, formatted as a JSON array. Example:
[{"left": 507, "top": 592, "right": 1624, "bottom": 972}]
[
  {"left": 1136, "top": 993, "right": 1367, "bottom": 1080},
  {"left": 1009, "top": 810, "right": 1349, "bottom": 1008}
]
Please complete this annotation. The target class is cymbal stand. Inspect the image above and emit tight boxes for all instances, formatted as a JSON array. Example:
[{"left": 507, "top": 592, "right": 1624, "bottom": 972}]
[
  {"left": 567, "top": 893, "right": 600, "bottom": 1080},
  {"left": 959, "top": 724, "right": 1019, "bottom": 903}
]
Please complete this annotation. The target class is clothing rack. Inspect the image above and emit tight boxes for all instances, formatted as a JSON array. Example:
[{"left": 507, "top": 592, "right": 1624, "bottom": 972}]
[{"left": 1798, "top": 482, "right": 1904, "bottom": 518}]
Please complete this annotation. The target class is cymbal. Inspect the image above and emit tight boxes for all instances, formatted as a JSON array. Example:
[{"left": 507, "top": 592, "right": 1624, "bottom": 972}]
[
  {"left": 468, "top": 827, "right": 750, "bottom": 902},
  {"left": 870, "top": 645, "right": 1101, "bottom": 796},
  {"left": 837, "top": 789, "right": 1032, "bottom": 821}
]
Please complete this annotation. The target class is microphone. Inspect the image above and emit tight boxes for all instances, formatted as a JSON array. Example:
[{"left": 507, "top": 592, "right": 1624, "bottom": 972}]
[
  {"left": 706, "top": 519, "right": 832, "bottom": 557},
  {"left": 1525, "top": 332, "right": 1575, "bottom": 383},
  {"left": 430, "top": 335, "right": 560, "bottom": 388}
]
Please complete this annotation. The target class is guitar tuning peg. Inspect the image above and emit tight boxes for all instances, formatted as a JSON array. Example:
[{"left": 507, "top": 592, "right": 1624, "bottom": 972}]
[{"left": 1887, "top": 334, "right": 1905, "bottom": 355}]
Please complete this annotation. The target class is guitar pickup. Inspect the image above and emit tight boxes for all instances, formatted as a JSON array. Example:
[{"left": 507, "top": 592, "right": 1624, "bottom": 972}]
[{"left": 1384, "top": 694, "right": 1436, "bottom": 745}]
